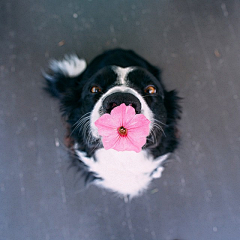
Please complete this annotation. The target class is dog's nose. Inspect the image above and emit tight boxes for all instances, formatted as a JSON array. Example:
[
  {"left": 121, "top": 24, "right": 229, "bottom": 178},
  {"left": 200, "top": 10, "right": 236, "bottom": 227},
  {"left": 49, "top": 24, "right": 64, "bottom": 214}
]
[{"left": 103, "top": 92, "right": 141, "bottom": 114}]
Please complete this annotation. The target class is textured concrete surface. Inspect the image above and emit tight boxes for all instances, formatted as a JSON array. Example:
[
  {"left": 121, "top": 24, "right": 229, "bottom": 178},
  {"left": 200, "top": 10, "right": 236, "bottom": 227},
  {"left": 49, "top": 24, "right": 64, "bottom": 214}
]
[{"left": 1, "top": 1, "right": 240, "bottom": 239}]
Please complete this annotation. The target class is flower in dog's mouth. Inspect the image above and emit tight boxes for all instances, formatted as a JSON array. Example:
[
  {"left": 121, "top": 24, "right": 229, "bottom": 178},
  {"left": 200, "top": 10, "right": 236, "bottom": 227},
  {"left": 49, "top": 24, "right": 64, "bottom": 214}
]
[{"left": 95, "top": 103, "right": 150, "bottom": 153}]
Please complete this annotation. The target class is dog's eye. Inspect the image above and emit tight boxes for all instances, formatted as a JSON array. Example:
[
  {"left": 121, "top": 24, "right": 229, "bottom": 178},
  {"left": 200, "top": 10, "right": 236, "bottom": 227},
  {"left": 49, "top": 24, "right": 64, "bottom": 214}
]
[
  {"left": 144, "top": 85, "right": 156, "bottom": 94},
  {"left": 90, "top": 86, "right": 102, "bottom": 93}
]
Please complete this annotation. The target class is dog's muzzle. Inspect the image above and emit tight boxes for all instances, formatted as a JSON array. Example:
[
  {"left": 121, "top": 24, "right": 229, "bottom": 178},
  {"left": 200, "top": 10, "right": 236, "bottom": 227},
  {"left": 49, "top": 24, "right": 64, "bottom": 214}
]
[{"left": 102, "top": 92, "right": 142, "bottom": 114}]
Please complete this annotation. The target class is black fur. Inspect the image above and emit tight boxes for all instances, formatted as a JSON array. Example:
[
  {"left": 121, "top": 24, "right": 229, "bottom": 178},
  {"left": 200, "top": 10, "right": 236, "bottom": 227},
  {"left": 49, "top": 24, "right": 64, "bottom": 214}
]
[{"left": 44, "top": 49, "right": 181, "bottom": 186}]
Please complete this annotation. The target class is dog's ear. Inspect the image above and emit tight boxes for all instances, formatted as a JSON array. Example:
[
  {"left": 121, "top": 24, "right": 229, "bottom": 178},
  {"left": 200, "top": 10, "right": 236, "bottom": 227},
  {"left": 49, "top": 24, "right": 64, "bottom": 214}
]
[{"left": 43, "top": 55, "right": 87, "bottom": 98}]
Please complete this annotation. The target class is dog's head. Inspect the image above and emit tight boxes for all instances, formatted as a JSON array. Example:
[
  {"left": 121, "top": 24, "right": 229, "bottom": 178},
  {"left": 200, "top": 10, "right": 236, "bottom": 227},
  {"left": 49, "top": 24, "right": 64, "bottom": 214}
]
[
  {"left": 45, "top": 50, "right": 181, "bottom": 156},
  {"left": 85, "top": 66, "right": 166, "bottom": 141}
]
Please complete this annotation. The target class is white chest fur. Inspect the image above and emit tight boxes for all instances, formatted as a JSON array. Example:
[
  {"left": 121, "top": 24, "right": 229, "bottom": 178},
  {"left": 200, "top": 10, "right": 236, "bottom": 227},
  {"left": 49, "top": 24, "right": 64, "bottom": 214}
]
[{"left": 76, "top": 148, "right": 169, "bottom": 197}]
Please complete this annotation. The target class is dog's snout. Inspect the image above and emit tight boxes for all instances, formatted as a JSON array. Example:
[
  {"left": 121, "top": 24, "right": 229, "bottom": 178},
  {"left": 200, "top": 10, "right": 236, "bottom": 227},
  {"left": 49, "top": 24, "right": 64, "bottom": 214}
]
[{"left": 103, "top": 92, "right": 141, "bottom": 114}]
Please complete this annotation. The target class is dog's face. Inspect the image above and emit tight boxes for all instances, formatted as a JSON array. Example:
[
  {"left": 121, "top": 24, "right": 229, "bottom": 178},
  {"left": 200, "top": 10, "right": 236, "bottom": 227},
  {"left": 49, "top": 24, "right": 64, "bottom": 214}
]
[
  {"left": 45, "top": 50, "right": 181, "bottom": 157},
  {"left": 77, "top": 66, "right": 167, "bottom": 148},
  {"left": 45, "top": 49, "right": 181, "bottom": 197}
]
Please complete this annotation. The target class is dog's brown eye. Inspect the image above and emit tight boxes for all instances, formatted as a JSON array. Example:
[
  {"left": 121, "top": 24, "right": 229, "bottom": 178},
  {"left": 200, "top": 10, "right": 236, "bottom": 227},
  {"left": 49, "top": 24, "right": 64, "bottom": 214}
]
[
  {"left": 90, "top": 86, "right": 102, "bottom": 93},
  {"left": 145, "top": 85, "right": 156, "bottom": 94}
]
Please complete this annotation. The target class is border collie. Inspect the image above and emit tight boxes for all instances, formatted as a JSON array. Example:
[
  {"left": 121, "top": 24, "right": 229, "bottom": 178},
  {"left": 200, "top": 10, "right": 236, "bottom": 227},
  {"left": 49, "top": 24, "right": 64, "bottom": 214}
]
[{"left": 44, "top": 49, "right": 181, "bottom": 198}]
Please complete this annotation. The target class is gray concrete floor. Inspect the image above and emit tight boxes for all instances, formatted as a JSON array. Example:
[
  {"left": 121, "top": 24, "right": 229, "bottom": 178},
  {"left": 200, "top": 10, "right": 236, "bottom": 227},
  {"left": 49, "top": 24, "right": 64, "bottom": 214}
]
[{"left": 1, "top": 1, "right": 240, "bottom": 239}]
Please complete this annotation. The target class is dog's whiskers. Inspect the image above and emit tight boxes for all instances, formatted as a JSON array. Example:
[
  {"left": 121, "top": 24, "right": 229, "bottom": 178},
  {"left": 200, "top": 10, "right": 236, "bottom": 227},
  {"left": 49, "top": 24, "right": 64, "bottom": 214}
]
[
  {"left": 147, "top": 118, "right": 167, "bottom": 145},
  {"left": 82, "top": 122, "right": 93, "bottom": 143},
  {"left": 149, "top": 127, "right": 157, "bottom": 144},
  {"left": 153, "top": 118, "right": 167, "bottom": 127},
  {"left": 153, "top": 123, "right": 166, "bottom": 137},
  {"left": 71, "top": 112, "right": 91, "bottom": 137},
  {"left": 72, "top": 112, "right": 91, "bottom": 126}
]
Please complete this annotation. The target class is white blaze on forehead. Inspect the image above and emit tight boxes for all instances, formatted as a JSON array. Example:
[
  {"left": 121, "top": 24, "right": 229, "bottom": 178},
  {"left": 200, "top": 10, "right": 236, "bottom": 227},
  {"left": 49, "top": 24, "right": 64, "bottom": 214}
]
[{"left": 112, "top": 66, "right": 134, "bottom": 85}]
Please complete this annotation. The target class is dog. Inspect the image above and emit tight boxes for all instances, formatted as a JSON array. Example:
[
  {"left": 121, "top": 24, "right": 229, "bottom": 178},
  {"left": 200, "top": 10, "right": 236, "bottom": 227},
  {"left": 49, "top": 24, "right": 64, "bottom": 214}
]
[{"left": 44, "top": 49, "right": 181, "bottom": 198}]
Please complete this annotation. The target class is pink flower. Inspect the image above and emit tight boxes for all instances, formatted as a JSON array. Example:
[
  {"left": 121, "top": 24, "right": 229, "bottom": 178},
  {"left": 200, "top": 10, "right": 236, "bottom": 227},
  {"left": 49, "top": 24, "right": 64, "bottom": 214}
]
[{"left": 95, "top": 103, "right": 150, "bottom": 153}]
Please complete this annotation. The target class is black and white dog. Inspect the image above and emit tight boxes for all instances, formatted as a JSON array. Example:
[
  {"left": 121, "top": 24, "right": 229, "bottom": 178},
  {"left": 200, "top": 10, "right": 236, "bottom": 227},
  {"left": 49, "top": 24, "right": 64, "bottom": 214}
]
[{"left": 44, "top": 49, "right": 181, "bottom": 198}]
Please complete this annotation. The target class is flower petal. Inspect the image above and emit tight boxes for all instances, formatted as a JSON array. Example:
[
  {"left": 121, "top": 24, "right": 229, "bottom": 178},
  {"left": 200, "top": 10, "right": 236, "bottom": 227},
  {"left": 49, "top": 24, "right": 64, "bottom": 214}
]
[
  {"left": 101, "top": 134, "right": 120, "bottom": 150},
  {"left": 110, "top": 103, "right": 136, "bottom": 126},
  {"left": 95, "top": 113, "right": 119, "bottom": 129},
  {"left": 127, "top": 134, "right": 147, "bottom": 153},
  {"left": 125, "top": 114, "right": 150, "bottom": 133}
]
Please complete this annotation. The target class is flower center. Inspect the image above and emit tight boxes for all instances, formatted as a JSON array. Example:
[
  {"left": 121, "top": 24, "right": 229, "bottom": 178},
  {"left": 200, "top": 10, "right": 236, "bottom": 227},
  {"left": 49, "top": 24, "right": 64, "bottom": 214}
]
[{"left": 118, "top": 126, "right": 128, "bottom": 136}]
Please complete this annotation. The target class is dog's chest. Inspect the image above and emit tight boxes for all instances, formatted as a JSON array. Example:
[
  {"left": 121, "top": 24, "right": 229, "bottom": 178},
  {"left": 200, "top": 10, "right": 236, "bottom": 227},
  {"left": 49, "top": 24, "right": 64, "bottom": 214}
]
[{"left": 76, "top": 148, "right": 168, "bottom": 197}]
